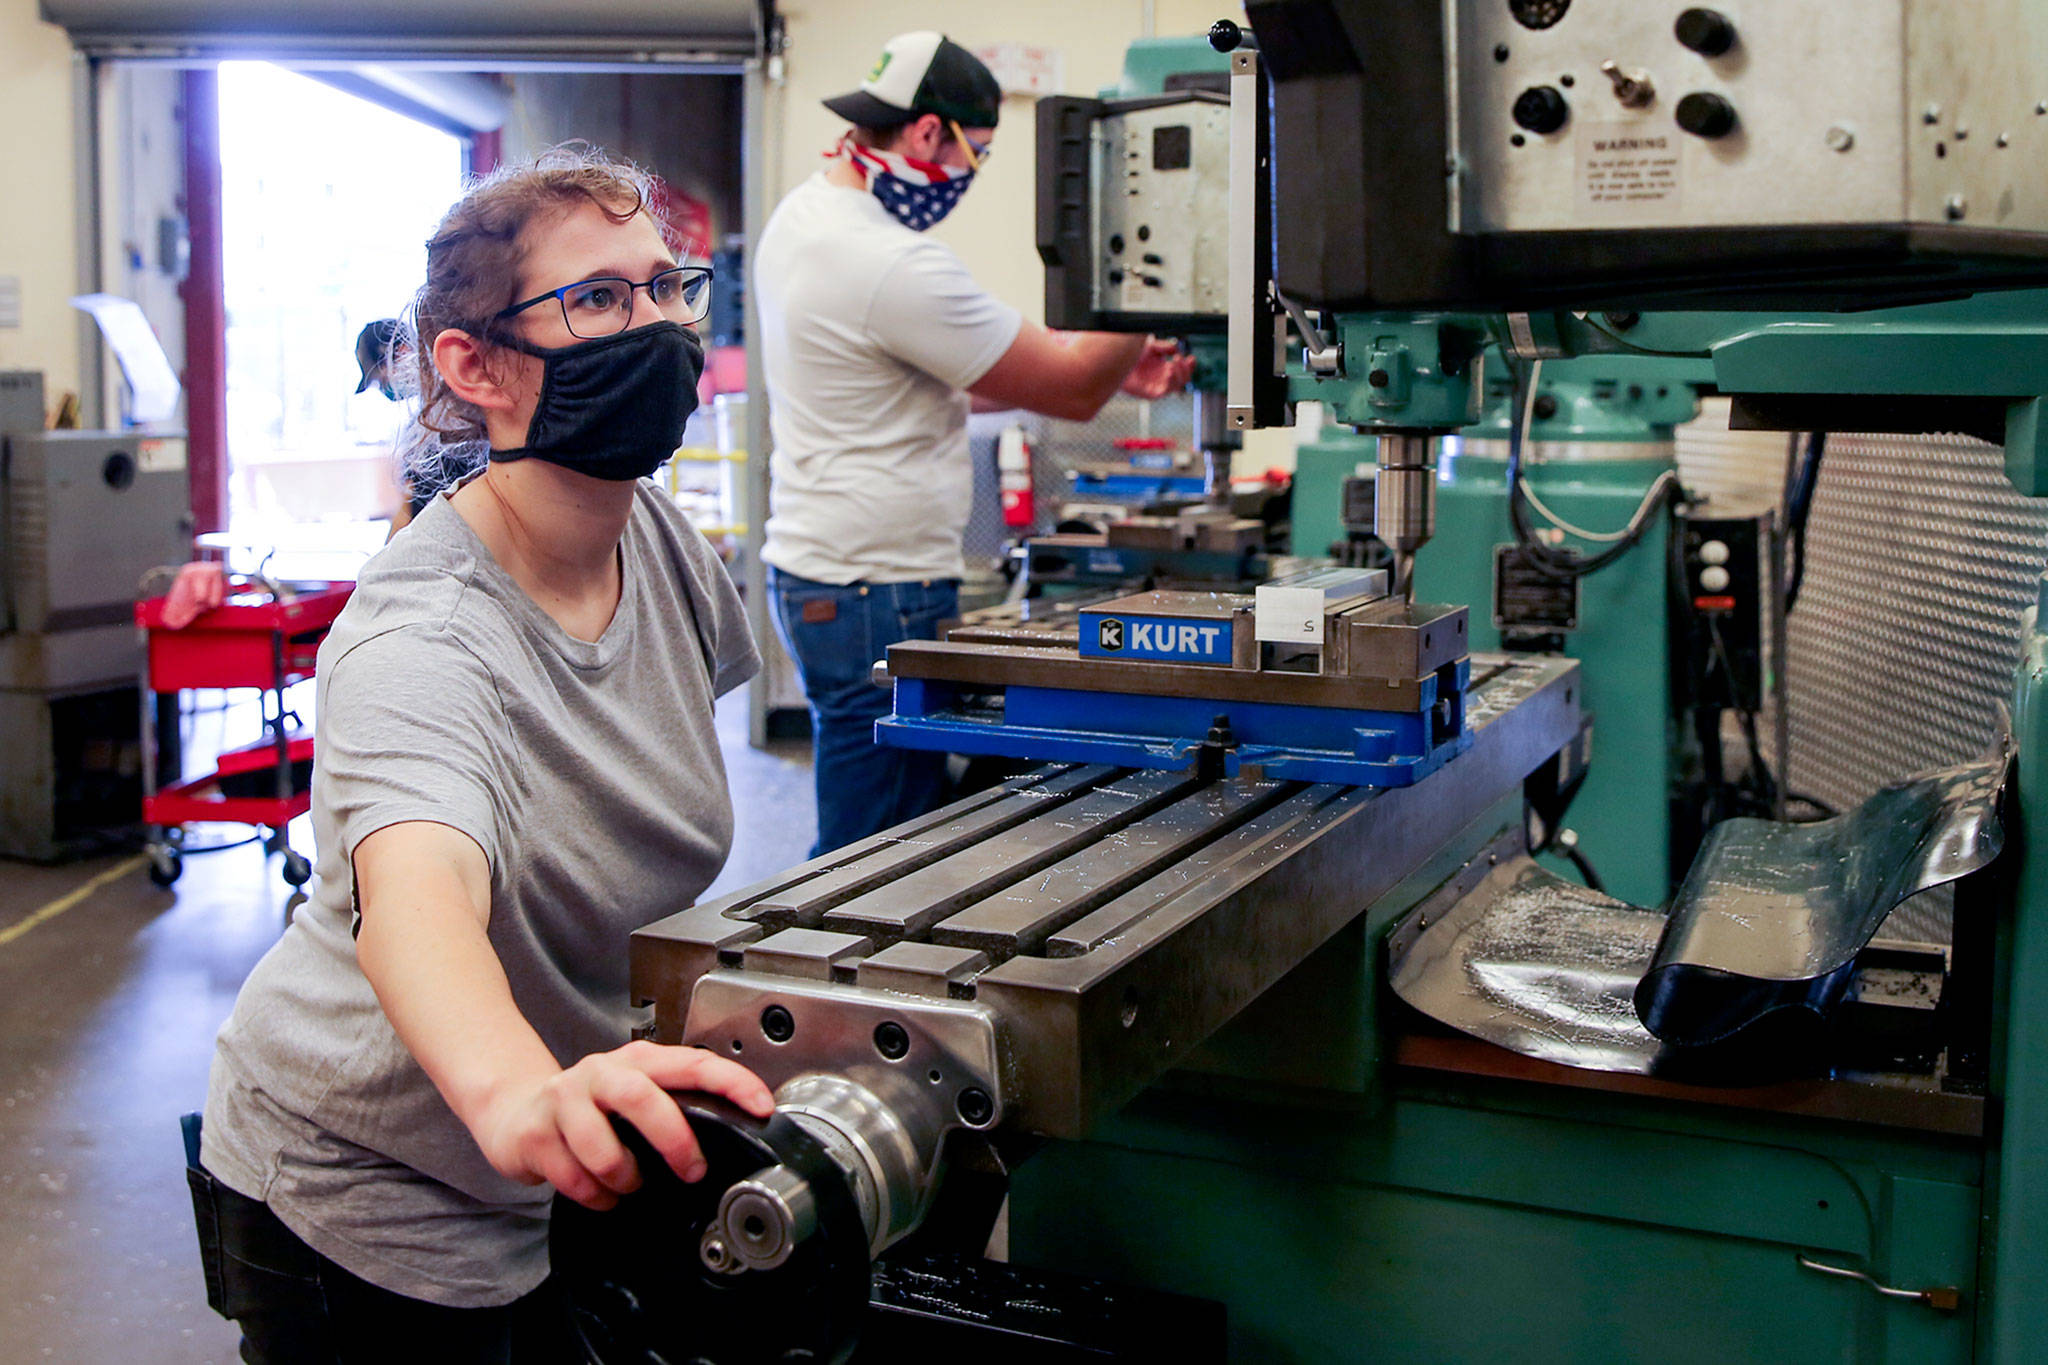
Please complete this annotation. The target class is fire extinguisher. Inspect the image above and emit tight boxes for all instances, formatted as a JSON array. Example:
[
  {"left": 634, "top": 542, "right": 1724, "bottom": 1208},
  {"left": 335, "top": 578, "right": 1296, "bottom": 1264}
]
[{"left": 998, "top": 423, "right": 1034, "bottom": 529}]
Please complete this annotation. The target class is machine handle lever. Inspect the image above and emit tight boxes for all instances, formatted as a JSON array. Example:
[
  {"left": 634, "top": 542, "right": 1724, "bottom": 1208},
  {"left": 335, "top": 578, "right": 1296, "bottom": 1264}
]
[
  {"left": 1794, "top": 1254, "right": 1962, "bottom": 1312},
  {"left": 1272, "top": 285, "right": 1341, "bottom": 376}
]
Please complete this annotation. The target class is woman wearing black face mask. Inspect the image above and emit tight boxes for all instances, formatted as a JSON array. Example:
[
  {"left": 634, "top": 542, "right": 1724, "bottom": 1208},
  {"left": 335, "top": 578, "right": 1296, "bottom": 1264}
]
[{"left": 186, "top": 148, "right": 774, "bottom": 1361}]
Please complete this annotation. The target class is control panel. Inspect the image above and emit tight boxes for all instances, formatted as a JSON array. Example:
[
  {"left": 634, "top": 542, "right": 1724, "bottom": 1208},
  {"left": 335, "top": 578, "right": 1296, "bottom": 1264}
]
[
  {"left": 1451, "top": 0, "right": 2048, "bottom": 234},
  {"left": 1675, "top": 510, "right": 1775, "bottom": 712},
  {"left": 1092, "top": 100, "right": 1230, "bottom": 320},
  {"left": 1248, "top": 0, "right": 2048, "bottom": 310},
  {"left": 1039, "top": 92, "right": 1231, "bottom": 332}
]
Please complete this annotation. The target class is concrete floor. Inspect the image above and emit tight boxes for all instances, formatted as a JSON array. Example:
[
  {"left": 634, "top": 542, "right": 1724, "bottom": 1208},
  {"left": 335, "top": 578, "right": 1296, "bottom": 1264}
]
[{"left": 0, "top": 688, "right": 813, "bottom": 1363}]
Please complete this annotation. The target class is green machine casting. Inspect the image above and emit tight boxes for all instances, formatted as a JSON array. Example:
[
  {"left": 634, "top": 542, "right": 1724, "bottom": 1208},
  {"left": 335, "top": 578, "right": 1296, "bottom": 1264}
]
[
  {"left": 1006, "top": 293, "right": 2048, "bottom": 1365},
  {"left": 1295, "top": 352, "right": 1710, "bottom": 905}
]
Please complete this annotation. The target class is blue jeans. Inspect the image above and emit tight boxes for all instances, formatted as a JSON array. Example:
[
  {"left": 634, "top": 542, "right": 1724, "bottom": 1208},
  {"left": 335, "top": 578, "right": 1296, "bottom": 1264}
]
[{"left": 768, "top": 568, "right": 959, "bottom": 856}]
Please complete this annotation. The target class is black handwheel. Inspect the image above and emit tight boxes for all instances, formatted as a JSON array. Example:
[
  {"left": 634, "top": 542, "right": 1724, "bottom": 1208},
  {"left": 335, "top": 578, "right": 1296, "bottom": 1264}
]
[
  {"left": 280, "top": 850, "right": 311, "bottom": 887},
  {"left": 147, "top": 848, "right": 182, "bottom": 888},
  {"left": 551, "top": 1095, "right": 872, "bottom": 1365}
]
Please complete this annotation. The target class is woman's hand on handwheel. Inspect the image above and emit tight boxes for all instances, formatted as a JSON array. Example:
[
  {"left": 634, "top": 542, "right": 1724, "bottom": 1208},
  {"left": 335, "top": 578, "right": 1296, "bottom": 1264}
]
[{"left": 472, "top": 1040, "right": 774, "bottom": 1210}]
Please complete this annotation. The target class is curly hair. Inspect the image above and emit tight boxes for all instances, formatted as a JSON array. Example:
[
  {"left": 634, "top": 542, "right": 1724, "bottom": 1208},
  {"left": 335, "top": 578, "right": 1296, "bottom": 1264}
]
[{"left": 395, "top": 144, "right": 663, "bottom": 490}]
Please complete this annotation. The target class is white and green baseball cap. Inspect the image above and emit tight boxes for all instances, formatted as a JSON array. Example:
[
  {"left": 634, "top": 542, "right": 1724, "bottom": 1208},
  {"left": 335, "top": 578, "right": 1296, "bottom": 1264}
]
[{"left": 823, "top": 31, "right": 1003, "bottom": 130}]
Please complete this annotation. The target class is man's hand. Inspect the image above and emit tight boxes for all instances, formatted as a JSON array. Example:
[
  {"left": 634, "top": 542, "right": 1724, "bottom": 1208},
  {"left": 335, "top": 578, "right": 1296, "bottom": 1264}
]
[
  {"left": 471, "top": 1040, "right": 775, "bottom": 1211},
  {"left": 161, "top": 562, "right": 227, "bottom": 630},
  {"left": 1119, "top": 337, "right": 1196, "bottom": 401}
]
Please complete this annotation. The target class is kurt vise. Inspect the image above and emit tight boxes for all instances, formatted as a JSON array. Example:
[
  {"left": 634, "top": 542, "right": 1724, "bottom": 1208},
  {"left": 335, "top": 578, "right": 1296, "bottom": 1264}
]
[{"left": 878, "top": 565, "right": 1470, "bottom": 785}]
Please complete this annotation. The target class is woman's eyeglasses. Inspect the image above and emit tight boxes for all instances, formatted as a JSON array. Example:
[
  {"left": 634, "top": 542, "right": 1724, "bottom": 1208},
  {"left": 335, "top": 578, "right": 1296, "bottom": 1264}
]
[{"left": 494, "top": 264, "right": 714, "bottom": 339}]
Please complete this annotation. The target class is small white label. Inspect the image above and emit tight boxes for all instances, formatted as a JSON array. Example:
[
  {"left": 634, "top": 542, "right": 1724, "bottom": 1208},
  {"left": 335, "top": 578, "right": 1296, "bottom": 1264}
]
[
  {"left": 971, "top": 43, "right": 1064, "bottom": 98},
  {"left": 138, "top": 436, "right": 187, "bottom": 472},
  {"left": 1255, "top": 566, "right": 1389, "bottom": 644},
  {"left": 1255, "top": 585, "right": 1330, "bottom": 645},
  {"left": 1577, "top": 122, "right": 1681, "bottom": 217},
  {"left": 996, "top": 423, "right": 1029, "bottom": 471},
  {"left": 0, "top": 276, "right": 20, "bottom": 328}
]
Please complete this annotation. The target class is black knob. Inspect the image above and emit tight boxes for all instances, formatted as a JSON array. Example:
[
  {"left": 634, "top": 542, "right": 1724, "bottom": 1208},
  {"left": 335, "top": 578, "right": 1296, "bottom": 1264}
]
[
  {"left": 1675, "top": 91, "right": 1737, "bottom": 138},
  {"left": 873, "top": 1021, "right": 910, "bottom": 1059},
  {"left": 1512, "top": 86, "right": 1571, "bottom": 135},
  {"left": 957, "top": 1088, "right": 995, "bottom": 1126},
  {"left": 1208, "top": 19, "right": 1243, "bottom": 52},
  {"left": 1674, "top": 8, "right": 1737, "bottom": 57}
]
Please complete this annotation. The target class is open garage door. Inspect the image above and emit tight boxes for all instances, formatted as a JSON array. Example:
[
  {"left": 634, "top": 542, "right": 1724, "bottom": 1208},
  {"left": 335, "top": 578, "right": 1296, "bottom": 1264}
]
[{"left": 44, "top": 0, "right": 786, "bottom": 744}]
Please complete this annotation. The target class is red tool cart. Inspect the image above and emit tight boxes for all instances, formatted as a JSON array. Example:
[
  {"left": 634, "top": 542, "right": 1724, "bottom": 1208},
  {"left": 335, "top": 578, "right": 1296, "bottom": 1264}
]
[{"left": 134, "top": 575, "right": 354, "bottom": 889}]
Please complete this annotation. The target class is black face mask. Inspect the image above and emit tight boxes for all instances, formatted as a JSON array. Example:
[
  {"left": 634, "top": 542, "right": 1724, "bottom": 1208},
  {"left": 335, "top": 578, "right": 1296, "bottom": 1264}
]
[{"left": 490, "top": 321, "right": 704, "bottom": 482}]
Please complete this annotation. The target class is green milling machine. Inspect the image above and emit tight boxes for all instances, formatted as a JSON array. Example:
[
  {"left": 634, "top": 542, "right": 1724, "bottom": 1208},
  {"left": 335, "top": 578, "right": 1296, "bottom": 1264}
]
[
  {"left": 555, "top": 8, "right": 2048, "bottom": 1364},
  {"left": 1296, "top": 352, "right": 1715, "bottom": 905}
]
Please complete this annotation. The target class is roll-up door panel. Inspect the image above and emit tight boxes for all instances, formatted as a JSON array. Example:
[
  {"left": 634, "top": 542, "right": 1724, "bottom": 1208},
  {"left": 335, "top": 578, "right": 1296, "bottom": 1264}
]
[{"left": 40, "top": 0, "right": 763, "bottom": 57}]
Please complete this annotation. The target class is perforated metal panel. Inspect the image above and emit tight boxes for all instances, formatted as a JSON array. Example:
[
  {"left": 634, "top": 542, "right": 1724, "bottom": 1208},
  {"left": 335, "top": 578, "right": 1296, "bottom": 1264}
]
[
  {"left": 1676, "top": 403, "right": 2048, "bottom": 941},
  {"left": 1785, "top": 434, "right": 2043, "bottom": 793},
  {"left": 1675, "top": 403, "right": 1793, "bottom": 517}
]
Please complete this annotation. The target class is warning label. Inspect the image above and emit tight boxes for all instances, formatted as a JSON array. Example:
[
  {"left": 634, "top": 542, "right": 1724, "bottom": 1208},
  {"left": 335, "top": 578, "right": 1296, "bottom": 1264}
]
[{"left": 1577, "top": 123, "right": 1681, "bottom": 217}]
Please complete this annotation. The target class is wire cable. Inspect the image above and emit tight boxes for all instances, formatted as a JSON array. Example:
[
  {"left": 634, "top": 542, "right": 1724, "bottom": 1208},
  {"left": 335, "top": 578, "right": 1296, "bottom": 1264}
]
[
  {"left": 1505, "top": 357, "right": 1681, "bottom": 579},
  {"left": 1522, "top": 468, "right": 1681, "bottom": 543},
  {"left": 1784, "top": 431, "right": 1826, "bottom": 613},
  {"left": 1562, "top": 845, "right": 1606, "bottom": 893},
  {"left": 1556, "top": 834, "right": 1607, "bottom": 893},
  {"left": 1737, "top": 706, "right": 1778, "bottom": 809}
]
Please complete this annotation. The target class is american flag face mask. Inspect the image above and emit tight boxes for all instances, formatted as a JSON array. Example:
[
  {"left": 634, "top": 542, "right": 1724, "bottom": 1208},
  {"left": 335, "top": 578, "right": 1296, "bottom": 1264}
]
[{"left": 836, "top": 132, "right": 979, "bottom": 232}]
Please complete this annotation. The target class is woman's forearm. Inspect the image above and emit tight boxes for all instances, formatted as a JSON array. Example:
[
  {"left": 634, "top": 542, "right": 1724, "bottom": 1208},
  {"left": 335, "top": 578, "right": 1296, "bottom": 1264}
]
[
  {"left": 349, "top": 821, "right": 776, "bottom": 1205},
  {"left": 358, "top": 894, "right": 559, "bottom": 1133},
  {"left": 352, "top": 822, "right": 559, "bottom": 1137}
]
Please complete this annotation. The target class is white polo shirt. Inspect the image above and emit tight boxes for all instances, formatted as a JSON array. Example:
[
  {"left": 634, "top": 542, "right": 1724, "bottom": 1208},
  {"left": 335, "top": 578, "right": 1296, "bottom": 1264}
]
[{"left": 757, "top": 171, "right": 1023, "bottom": 585}]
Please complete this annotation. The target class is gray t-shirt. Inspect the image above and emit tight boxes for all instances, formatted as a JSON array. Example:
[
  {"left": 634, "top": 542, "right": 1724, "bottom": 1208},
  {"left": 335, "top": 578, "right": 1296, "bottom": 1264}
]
[{"left": 201, "top": 482, "right": 759, "bottom": 1307}]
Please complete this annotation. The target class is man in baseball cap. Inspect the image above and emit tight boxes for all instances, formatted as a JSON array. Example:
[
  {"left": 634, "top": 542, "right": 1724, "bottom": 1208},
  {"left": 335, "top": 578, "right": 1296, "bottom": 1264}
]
[{"left": 756, "top": 31, "right": 1193, "bottom": 856}]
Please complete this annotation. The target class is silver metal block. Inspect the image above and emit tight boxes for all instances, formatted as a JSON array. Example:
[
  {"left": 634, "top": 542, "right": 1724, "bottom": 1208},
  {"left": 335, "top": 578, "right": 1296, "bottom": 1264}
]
[
  {"left": 853, "top": 943, "right": 992, "bottom": 998},
  {"left": 681, "top": 974, "right": 1007, "bottom": 1254},
  {"left": 1328, "top": 599, "right": 1471, "bottom": 681}
]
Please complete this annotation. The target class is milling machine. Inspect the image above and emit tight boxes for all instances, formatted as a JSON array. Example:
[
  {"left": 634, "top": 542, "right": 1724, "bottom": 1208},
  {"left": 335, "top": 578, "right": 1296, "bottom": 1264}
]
[{"left": 558, "top": 6, "right": 2048, "bottom": 1361}]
